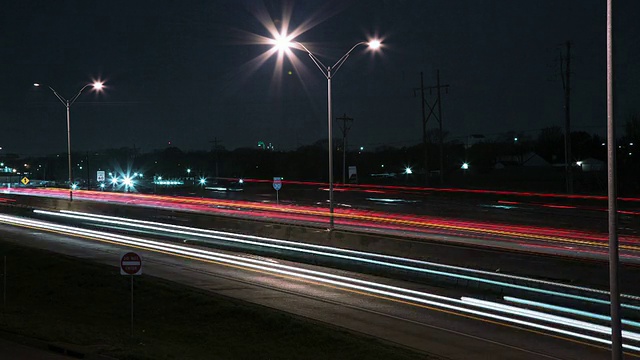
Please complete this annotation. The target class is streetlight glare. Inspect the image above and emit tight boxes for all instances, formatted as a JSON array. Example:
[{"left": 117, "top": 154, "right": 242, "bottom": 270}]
[
  {"left": 33, "top": 83, "right": 41, "bottom": 87},
  {"left": 92, "top": 81, "right": 104, "bottom": 91},
  {"left": 271, "top": 33, "right": 293, "bottom": 53},
  {"left": 368, "top": 39, "right": 381, "bottom": 49}
]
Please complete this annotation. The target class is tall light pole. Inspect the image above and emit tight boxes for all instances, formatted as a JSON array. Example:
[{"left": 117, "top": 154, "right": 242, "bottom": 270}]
[
  {"left": 606, "top": 0, "right": 622, "bottom": 358},
  {"left": 34, "top": 81, "right": 104, "bottom": 201},
  {"left": 270, "top": 36, "right": 381, "bottom": 229}
]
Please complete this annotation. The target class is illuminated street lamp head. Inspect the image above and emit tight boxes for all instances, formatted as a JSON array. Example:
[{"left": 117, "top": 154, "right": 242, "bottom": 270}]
[
  {"left": 271, "top": 33, "right": 293, "bottom": 53},
  {"left": 92, "top": 81, "right": 104, "bottom": 91},
  {"left": 33, "top": 83, "right": 41, "bottom": 87},
  {"left": 368, "top": 39, "right": 382, "bottom": 50}
]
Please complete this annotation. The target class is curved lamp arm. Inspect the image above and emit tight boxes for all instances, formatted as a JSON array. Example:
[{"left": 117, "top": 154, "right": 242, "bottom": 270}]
[
  {"left": 69, "top": 84, "right": 93, "bottom": 106},
  {"left": 295, "top": 42, "right": 329, "bottom": 78},
  {"left": 292, "top": 41, "right": 368, "bottom": 79},
  {"left": 330, "top": 41, "right": 367, "bottom": 77}
]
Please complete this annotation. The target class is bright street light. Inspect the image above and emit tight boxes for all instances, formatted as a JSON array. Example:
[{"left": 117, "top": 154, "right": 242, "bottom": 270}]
[
  {"left": 368, "top": 40, "right": 381, "bottom": 49},
  {"left": 34, "top": 80, "right": 105, "bottom": 201},
  {"left": 271, "top": 33, "right": 293, "bottom": 53},
  {"left": 269, "top": 35, "right": 382, "bottom": 229}
]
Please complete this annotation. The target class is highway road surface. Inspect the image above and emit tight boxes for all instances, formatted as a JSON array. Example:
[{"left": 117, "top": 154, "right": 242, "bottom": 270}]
[
  {"left": 4, "top": 187, "right": 640, "bottom": 264},
  {"left": 0, "top": 209, "right": 638, "bottom": 359}
]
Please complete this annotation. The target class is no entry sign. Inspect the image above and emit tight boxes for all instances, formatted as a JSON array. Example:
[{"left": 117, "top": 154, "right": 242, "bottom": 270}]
[{"left": 120, "top": 252, "right": 142, "bottom": 275}]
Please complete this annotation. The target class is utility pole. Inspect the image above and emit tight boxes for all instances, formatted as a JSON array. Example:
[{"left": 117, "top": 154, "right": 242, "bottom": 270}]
[
  {"left": 606, "top": 1, "right": 622, "bottom": 357},
  {"left": 413, "top": 72, "right": 429, "bottom": 185},
  {"left": 561, "top": 41, "right": 573, "bottom": 193},
  {"left": 427, "top": 70, "right": 449, "bottom": 185},
  {"left": 86, "top": 152, "right": 90, "bottom": 190},
  {"left": 336, "top": 114, "right": 354, "bottom": 184},
  {"left": 209, "top": 137, "right": 222, "bottom": 182}
]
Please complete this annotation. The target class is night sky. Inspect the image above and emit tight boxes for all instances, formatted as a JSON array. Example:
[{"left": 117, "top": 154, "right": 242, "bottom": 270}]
[{"left": 1, "top": 0, "right": 638, "bottom": 156}]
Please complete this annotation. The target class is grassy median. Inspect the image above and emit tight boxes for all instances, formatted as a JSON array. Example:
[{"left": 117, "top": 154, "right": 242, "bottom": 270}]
[{"left": 0, "top": 240, "right": 435, "bottom": 360}]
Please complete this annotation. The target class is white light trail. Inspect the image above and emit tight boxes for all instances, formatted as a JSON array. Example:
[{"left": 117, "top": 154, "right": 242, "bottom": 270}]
[
  {"left": 1, "top": 213, "right": 639, "bottom": 352},
  {"left": 504, "top": 296, "right": 640, "bottom": 329},
  {"left": 35, "top": 209, "right": 640, "bottom": 310},
  {"left": 462, "top": 297, "right": 640, "bottom": 342}
]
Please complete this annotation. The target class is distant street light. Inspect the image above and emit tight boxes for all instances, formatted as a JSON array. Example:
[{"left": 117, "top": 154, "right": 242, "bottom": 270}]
[
  {"left": 34, "top": 80, "right": 104, "bottom": 201},
  {"left": 269, "top": 36, "right": 382, "bottom": 229}
]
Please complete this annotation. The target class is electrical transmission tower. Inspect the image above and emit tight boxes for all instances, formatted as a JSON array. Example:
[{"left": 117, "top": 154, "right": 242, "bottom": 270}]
[{"left": 415, "top": 70, "right": 449, "bottom": 185}]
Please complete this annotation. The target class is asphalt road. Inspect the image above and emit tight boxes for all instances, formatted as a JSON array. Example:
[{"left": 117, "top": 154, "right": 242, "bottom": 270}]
[
  {"left": 5, "top": 187, "right": 640, "bottom": 264},
  {"left": 0, "top": 212, "right": 636, "bottom": 360},
  {"left": 167, "top": 181, "right": 640, "bottom": 236}
]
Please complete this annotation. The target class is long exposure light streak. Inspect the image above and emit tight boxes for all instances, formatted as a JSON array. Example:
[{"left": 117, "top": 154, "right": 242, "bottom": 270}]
[
  {"left": 0, "top": 213, "right": 639, "bottom": 353},
  {"left": 504, "top": 296, "right": 640, "bottom": 328},
  {"left": 35, "top": 209, "right": 640, "bottom": 309},
  {"left": 461, "top": 297, "right": 640, "bottom": 342},
  {"left": 7, "top": 188, "right": 640, "bottom": 252}
]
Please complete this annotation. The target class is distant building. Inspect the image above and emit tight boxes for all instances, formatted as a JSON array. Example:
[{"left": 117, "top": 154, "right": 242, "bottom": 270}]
[{"left": 494, "top": 152, "right": 550, "bottom": 169}]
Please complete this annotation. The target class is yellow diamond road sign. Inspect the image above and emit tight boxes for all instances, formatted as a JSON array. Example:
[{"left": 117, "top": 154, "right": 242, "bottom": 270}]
[{"left": 21, "top": 177, "right": 29, "bottom": 185}]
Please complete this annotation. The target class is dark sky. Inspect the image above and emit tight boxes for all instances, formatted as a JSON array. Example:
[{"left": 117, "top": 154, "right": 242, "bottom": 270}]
[{"left": 1, "top": 0, "right": 638, "bottom": 156}]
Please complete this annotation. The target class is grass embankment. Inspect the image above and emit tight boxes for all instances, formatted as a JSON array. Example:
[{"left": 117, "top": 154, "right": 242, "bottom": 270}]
[{"left": 0, "top": 241, "right": 434, "bottom": 360}]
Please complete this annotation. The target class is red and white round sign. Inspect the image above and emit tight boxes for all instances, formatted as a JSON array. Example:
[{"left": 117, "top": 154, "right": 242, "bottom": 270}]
[{"left": 120, "top": 252, "right": 142, "bottom": 275}]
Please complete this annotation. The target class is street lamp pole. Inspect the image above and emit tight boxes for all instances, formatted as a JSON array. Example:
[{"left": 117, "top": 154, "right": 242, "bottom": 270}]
[
  {"left": 66, "top": 100, "right": 72, "bottom": 201},
  {"left": 34, "top": 81, "right": 103, "bottom": 201},
  {"left": 288, "top": 40, "right": 380, "bottom": 229},
  {"left": 606, "top": 0, "right": 622, "bottom": 358},
  {"left": 327, "top": 68, "right": 334, "bottom": 228}
]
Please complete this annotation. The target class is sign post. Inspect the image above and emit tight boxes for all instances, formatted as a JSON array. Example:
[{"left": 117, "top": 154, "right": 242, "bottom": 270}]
[
  {"left": 272, "top": 177, "right": 282, "bottom": 205},
  {"left": 120, "top": 252, "right": 142, "bottom": 337}
]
